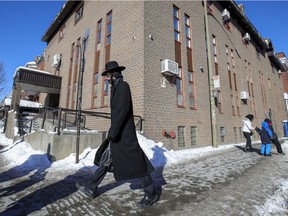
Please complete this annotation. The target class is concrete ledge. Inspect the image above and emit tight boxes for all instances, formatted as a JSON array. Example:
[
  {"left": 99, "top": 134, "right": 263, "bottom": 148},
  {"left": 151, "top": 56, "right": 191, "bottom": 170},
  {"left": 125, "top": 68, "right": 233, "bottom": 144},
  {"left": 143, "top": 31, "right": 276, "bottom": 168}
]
[{"left": 23, "top": 130, "right": 106, "bottom": 161}]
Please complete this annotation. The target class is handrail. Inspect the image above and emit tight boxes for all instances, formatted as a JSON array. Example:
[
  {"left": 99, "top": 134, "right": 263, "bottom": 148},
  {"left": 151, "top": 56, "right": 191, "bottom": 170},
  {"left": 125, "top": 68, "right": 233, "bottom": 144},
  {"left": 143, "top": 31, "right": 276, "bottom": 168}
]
[{"left": 20, "top": 106, "right": 144, "bottom": 136}]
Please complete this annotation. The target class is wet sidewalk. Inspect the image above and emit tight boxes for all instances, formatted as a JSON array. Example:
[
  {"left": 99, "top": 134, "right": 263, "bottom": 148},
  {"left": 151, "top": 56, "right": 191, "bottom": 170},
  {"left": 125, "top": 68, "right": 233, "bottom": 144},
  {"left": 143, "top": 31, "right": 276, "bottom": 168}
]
[{"left": 0, "top": 142, "right": 288, "bottom": 216}]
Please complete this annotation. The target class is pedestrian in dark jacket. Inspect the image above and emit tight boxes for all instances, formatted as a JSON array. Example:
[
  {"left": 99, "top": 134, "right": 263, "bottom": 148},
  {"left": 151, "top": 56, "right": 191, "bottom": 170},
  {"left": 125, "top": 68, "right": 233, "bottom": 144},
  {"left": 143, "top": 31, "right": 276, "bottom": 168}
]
[
  {"left": 258, "top": 121, "right": 273, "bottom": 156},
  {"left": 264, "top": 118, "right": 285, "bottom": 155},
  {"left": 76, "top": 61, "right": 158, "bottom": 208}
]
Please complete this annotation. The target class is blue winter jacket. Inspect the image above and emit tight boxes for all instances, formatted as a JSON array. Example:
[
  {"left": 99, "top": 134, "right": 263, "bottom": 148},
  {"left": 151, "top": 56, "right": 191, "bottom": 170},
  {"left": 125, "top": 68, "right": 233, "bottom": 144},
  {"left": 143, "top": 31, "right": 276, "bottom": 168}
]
[{"left": 259, "top": 121, "right": 273, "bottom": 144}]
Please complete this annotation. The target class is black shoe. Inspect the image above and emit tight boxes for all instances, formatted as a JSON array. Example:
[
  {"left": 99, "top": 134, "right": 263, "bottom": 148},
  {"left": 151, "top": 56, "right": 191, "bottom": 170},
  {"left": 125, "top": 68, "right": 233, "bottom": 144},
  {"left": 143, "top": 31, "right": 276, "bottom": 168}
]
[
  {"left": 76, "top": 181, "right": 96, "bottom": 198},
  {"left": 265, "top": 154, "right": 272, "bottom": 157},
  {"left": 137, "top": 193, "right": 159, "bottom": 208},
  {"left": 280, "top": 152, "right": 286, "bottom": 155}
]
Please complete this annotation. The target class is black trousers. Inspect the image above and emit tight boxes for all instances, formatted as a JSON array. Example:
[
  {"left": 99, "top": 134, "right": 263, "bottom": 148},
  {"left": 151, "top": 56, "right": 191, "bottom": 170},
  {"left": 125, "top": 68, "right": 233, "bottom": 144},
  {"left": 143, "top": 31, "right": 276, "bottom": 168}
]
[
  {"left": 86, "top": 152, "right": 155, "bottom": 196},
  {"left": 243, "top": 132, "right": 252, "bottom": 150},
  {"left": 272, "top": 137, "right": 284, "bottom": 153}
]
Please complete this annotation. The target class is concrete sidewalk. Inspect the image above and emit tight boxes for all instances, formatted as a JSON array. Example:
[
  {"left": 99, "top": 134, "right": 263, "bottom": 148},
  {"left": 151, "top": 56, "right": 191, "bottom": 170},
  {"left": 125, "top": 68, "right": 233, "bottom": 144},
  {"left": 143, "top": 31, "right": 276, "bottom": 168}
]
[{"left": 0, "top": 142, "right": 288, "bottom": 216}]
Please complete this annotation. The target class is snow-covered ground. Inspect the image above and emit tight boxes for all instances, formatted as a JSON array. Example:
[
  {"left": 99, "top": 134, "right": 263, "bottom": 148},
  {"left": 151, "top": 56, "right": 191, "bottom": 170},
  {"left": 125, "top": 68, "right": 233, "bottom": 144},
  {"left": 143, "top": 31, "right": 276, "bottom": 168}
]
[{"left": 1, "top": 124, "right": 288, "bottom": 215}]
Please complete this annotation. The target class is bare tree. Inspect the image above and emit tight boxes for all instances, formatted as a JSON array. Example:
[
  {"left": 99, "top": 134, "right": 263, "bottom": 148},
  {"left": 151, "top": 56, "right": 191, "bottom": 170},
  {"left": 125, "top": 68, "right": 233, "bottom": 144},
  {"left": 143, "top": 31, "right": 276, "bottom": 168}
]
[{"left": 0, "top": 63, "right": 6, "bottom": 99}]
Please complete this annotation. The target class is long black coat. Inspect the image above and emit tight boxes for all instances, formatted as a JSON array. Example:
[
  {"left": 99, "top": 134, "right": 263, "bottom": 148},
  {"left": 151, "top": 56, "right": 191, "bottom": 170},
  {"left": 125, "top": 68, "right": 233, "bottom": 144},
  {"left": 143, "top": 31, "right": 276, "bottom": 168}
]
[{"left": 107, "top": 78, "right": 154, "bottom": 181}]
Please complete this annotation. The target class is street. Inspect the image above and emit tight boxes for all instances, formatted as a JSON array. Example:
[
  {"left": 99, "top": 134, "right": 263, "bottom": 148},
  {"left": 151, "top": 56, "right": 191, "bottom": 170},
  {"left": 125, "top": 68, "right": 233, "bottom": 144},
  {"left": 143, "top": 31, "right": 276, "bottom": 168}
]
[{"left": 0, "top": 142, "right": 288, "bottom": 215}]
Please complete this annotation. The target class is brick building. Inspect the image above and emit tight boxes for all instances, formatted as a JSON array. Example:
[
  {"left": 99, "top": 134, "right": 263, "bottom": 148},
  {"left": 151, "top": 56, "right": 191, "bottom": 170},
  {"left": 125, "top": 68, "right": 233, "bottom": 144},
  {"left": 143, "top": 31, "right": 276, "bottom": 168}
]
[{"left": 39, "top": 0, "right": 286, "bottom": 150}]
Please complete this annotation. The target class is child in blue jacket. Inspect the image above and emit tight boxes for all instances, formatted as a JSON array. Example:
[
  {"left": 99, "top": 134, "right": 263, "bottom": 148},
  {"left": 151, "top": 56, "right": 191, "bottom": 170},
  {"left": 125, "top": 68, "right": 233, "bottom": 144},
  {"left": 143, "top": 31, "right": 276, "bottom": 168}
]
[{"left": 258, "top": 121, "right": 273, "bottom": 156}]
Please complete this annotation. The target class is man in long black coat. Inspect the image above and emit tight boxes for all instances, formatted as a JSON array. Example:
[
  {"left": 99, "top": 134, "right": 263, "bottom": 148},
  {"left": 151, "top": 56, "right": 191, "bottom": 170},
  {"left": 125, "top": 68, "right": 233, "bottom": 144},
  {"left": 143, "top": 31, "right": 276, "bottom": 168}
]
[{"left": 76, "top": 61, "right": 158, "bottom": 208}]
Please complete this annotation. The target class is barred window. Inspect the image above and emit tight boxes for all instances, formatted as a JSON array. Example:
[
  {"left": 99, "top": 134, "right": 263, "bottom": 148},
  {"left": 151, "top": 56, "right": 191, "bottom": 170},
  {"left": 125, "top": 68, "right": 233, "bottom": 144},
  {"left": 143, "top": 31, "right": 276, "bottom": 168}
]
[
  {"left": 178, "top": 126, "right": 185, "bottom": 147},
  {"left": 190, "top": 126, "right": 197, "bottom": 145}
]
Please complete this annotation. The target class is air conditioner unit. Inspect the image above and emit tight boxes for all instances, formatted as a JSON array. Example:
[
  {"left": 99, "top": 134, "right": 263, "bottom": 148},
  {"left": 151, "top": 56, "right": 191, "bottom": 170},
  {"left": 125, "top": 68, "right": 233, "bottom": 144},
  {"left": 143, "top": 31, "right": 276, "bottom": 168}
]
[
  {"left": 243, "top": 33, "right": 251, "bottom": 42},
  {"left": 284, "top": 93, "right": 288, "bottom": 100},
  {"left": 161, "top": 59, "right": 179, "bottom": 76},
  {"left": 222, "top": 9, "right": 230, "bottom": 21},
  {"left": 52, "top": 54, "right": 61, "bottom": 68},
  {"left": 240, "top": 91, "right": 249, "bottom": 100}
]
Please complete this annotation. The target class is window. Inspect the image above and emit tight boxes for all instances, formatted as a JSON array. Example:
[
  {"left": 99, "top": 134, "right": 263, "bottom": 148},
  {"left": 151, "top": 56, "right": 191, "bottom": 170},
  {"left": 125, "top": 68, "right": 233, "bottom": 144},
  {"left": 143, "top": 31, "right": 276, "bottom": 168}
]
[
  {"left": 92, "top": 19, "right": 102, "bottom": 108},
  {"left": 226, "top": 45, "right": 232, "bottom": 88},
  {"left": 220, "top": 127, "right": 225, "bottom": 142},
  {"left": 185, "top": 14, "right": 191, "bottom": 48},
  {"left": 96, "top": 20, "right": 102, "bottom": 51},
  {"left": 92, "top": 73, "right": 99, "bottom": 107},
  {"left": 223, "top": 19, "right": 231, "bottom": 30},
  {"left": 75, "top": 3, "right": 84, "bottom": 25},
  {"left": 185, "top": 14, "right": 194, "bottom": 72},
  {"left": 173, "top": 6, "right": 180, "bottom": 42},
  {"left": 234, "top": 127, "right": 237, "bottom": 143},
  {"left": 239, "top": 127, "right": 243, "bottom": 141},
  {"left": 188, "top": 71, "right": 196, "bottom": 109},
  {"left": 236, "top": 94, "right": 240, "bottom": 116},
  {"left": 106, "top": 12, "right": 112, "bottom": 45},
  {"left": 178, "top": 126, "right": 185, "bottom": 147},
  {"left": 103, "top": 78, "right": 109, "bottom": 106},
  {"left": 259, "top": 72, "right": 267, "bottom": 112},
  {"left": 102, "top": 11, "right": 112, "bottom": 107},
  {"left": 231, "top": 94, "right": 235, "bottom": 116},
  {"left": 173, "top": 6, "right": 182, "bottom": 66},
  {"left": 212, "top": 35, "right": 218, "bottom": 75},
  {"left": 207, "top": 0, "right": 213, "bottom": 14},
  {"left": 217, "top": 90, "right": 223, "bottom": 113},
  {"left": 59, "top": 25, "right": 65, "bottom": 42},
  {"left": 176, "top": 68, "right": 184, "bottom": 107},
  {"left": 256, "top": 48, "right": 260, "bottom": 59},
  {"left": 231, "top": 50, "right": 237, "bottom": 90},
  {"left": 190, "top": 126, "right": 197, "bottom": 145}
]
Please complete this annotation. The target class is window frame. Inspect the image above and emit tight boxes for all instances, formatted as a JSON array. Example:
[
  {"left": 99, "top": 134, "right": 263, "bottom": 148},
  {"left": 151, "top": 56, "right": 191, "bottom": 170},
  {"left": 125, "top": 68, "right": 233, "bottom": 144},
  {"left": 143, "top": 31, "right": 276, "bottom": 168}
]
[{"left": 74, "top": 3, "right": 84, "bottom": 25}]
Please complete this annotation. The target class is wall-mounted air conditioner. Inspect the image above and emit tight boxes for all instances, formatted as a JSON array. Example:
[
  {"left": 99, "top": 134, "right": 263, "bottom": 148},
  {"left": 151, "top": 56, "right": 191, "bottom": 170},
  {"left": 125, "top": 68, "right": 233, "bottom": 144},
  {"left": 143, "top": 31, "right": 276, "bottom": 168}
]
[
  {"left": 243, "top": 33, "right": 251, "bottom": 42},
  {"left": 52, "top": 54, "right": 61, "bottom": 68},
  {"left": 240, "top": 91, "right": 249, "bottom": 100},
  {"left": 222, "top": 9, "right": 230, "bottom": 21},
  {"left": 161, "top": 59, "right": 179, "bottom": 76},
  {"left": 284, "top": 93, "right": 288, "bottom": 100}
]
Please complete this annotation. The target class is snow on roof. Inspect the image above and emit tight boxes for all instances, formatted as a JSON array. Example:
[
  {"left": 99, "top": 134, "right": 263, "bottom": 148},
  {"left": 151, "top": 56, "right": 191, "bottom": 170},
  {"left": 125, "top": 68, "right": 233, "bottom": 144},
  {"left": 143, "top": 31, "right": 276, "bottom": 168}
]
[
  {"left": 24, "top": 61, "right": 37, "bottom": 68},
  {"left": 13, "top": 66, "right": 51, "bottom": 78},
  {"left": 4, "top": 98, "right": 11, "bottom": 106},
  {"left": 4, "top": 99, "right": 42, "bottom": 108},
  {"left": 19, "top": 100, "right": 42, "bottom": 108}
]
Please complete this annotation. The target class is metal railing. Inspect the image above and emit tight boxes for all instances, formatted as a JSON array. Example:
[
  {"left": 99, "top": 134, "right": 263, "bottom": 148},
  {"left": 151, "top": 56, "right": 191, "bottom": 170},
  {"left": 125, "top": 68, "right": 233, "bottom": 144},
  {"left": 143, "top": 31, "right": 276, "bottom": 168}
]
[{"left": 19, "top": 106, "right": 144, "bottom": 136}]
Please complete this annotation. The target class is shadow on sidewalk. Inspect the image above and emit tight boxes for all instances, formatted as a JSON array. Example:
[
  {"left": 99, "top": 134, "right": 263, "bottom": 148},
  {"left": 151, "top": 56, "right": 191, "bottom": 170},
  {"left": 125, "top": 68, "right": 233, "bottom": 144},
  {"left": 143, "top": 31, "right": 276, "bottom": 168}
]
[
  {"left": 0, "top": 167, "right": 89, "bottom": 216},
  {"left": 0, "top": 145, "right": 168, "bottom": 215},
  {"left": 234, "top": 145, "right": 261, "bottom": 154},
  {"left": 0, "top": 153, "right": 51, "bottom": 184}
]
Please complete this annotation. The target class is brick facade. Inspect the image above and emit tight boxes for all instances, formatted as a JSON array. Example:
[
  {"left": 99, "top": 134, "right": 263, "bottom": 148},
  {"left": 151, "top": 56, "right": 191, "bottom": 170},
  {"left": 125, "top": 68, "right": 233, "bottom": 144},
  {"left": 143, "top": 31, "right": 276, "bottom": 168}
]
[{"left": 42, "top": 1, "right": 286, "bottom": 150}]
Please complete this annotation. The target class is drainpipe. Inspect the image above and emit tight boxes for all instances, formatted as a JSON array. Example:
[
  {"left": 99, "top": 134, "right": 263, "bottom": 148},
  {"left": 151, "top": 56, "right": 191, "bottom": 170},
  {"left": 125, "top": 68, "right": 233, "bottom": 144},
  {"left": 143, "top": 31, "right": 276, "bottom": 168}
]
[
  {"left": 204, "top": 1, "right": 218, "bottom": 148},
  {"left": 75, "top": 28, "right": 90, "bottom": 163}
]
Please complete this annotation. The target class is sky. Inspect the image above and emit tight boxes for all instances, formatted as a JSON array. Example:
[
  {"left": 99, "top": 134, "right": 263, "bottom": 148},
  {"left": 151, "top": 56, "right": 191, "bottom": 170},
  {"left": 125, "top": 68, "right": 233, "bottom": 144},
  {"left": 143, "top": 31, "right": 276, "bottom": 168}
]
[
  {"left": 0, "top": 1, "right": 65, "bottom": 101},
  {"left": 1, "top": 121, "right": 288, "bottom": 214},
  {"left": 0, "top": 1, "right": 287, "bottom": 102}
]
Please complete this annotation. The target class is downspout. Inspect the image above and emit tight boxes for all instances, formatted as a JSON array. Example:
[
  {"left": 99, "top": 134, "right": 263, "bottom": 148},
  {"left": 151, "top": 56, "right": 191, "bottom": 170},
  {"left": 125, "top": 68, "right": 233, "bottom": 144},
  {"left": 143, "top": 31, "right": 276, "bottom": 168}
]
[{"left": 204, "top": 1, "right": 218, "bottom": 148}]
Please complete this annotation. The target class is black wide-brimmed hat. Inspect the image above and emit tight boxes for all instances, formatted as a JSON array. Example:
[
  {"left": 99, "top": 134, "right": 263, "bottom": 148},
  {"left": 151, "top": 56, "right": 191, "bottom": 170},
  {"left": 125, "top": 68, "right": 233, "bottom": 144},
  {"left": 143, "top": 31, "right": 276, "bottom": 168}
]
[{"left": 101, "top": 61, "right": 125, "bottom": 76}]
